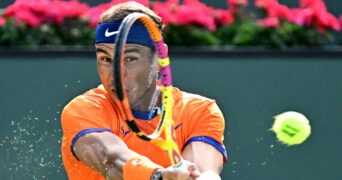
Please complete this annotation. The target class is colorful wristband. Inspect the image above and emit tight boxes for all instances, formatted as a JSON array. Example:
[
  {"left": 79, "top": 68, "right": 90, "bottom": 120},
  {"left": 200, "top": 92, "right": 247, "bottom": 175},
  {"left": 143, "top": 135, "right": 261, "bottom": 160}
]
[{"left": 123, "top": 156, "right": 163, "bottom": 180}]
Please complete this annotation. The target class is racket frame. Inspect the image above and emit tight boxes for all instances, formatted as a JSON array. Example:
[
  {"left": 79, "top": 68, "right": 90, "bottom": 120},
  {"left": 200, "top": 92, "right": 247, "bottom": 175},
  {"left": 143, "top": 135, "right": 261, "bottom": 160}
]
[{"left": 113, "top": 12, "right": 185, "bottom": 169}]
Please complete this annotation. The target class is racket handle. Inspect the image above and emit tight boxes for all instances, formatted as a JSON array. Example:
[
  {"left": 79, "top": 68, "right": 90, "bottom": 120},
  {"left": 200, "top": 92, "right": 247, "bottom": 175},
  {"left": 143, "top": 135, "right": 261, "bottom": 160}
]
[{"left": 172, "top": 158, "right": 187, "bottom": 170}]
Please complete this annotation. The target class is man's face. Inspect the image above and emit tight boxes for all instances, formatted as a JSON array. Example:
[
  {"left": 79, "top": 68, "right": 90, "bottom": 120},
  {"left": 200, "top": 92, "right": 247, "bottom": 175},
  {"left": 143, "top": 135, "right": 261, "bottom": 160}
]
[{"left": 95, "top": 43, "right": 158, "bottom": 110}]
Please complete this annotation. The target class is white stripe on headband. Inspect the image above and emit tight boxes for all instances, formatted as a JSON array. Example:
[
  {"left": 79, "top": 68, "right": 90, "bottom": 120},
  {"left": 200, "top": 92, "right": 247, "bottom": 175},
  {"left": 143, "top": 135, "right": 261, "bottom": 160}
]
[{"left": 95, "top": 22, "right": 154, "bottom": 48}]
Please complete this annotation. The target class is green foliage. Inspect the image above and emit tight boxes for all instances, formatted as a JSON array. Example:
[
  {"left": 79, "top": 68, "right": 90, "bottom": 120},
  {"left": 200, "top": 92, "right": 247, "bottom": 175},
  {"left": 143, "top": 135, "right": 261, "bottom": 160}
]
[
  {"left": 163, "top": 24, "right": 220, "bottom": 46},
  {"left": 0, "top": 16, "right": 336, "bottom": 47},
  {"left": 213, "top": 20, "right": 336, "bottom": 48},
  {"left": 0, "top": 0, "right": 340, "bottom": 47}
]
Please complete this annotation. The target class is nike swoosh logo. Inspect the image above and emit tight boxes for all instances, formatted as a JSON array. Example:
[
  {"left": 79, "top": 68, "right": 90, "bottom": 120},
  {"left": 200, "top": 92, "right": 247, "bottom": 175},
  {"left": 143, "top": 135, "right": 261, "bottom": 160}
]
[{"left": 105, "top": 28, "right": 119, "bottom": 37}]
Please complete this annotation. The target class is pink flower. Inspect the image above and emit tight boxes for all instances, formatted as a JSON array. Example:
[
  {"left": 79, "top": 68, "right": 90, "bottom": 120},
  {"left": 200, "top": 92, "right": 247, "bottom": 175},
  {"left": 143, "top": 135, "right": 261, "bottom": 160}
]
[
  {"left": 4, "top": 0, "right": 90, "bottom": 27},
  {"left": 152, "top": 0, "right": 179, "bottom": 26},
  {"left": 339, "top": 15, "right": 342, "bottom": 29},
  {"left": 316, "top": 12, "right": 341, "bottom": 31},
  {"left": 174, "top": 0, "right": 216, "bottom": 31},
  {"left": 288, "top": 8, "right": 314, "bottom": 26},
  {"left": 214, "top": 9, "right": 234, "bottom": 26},
  {"left": 228, "top": 0, "right": 248, "bottom": 9},
  {"left": 257, "top": 17, "right": 279, "bottom": 27},
  {"left": 227, "top": 0, "right": 248, "bottom": 15},
  {"left": 45, "top": 0, "right": 90, "bottom": 25},
  {"left": 153, "top": 0, "right": 218, "bottom": 31},
  {"left": 300, "top": 0, "right": 327, "bottom": 12},
  {"left": 88, "top": 2, "right": 113, "bottom": 27},
  {"left": 255, "top": 0, "right": 291, "bottom": 20},
  {"left": 0, "top": 16, "right": 6, "bottom": 26},
  {"left": 88, "top": 0, "right": 152, "bottom": 27},
  {"left": 17, "top": 10, "right": 43, "bottom": 27},
  {"left": 299, "top": 0, "right": 340, "bottom": 31},
  {"left": 4, "top": 0, "right": 44, "bottom": 26},
  {"left": 228, "top": 0, "right": 248, "bottom": 5},
  {"left": 255, "top": 0, "right": 277, "bottom": 8}
]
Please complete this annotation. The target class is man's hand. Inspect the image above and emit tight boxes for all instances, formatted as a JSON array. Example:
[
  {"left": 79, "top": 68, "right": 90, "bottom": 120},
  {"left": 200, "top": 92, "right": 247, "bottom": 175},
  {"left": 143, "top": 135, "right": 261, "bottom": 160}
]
[
  {"left": 161, "top": 160, "right": 201, "bottom": 180},
  {"left": 196, "top": 170, "right": 221, "bottom": 180}
]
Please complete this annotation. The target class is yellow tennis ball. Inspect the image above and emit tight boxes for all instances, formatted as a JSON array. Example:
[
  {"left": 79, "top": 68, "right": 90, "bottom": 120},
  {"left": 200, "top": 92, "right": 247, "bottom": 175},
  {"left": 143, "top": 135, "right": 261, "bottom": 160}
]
[{"left": 271, "top": 111, "right": 311, "bottom": 146}]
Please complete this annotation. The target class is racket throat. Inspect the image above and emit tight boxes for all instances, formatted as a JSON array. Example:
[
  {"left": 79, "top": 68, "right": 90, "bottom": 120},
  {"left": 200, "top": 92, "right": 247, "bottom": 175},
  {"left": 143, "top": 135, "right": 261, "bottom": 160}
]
[{"left": 125, "top": 120, "right": 151, "bottom": 141}]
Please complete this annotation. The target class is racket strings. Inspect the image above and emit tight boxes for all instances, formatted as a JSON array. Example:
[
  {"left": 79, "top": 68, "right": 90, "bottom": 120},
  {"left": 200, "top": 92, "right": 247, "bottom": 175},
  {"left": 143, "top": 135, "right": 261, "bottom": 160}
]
[
  {"left": 115, "top": 12, "right": 185, "bottom": 169},
  {"left": 147, "top": 88, "right": 160, "bottom": 113},
  {"left": 140, "top": 17, "right": 176, "bottom": 144}
]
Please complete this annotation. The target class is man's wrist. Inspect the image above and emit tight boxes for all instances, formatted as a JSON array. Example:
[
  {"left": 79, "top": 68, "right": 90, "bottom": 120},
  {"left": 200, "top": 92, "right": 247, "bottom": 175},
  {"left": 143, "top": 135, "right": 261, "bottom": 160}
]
[{"left": 123, "top": 156, "right": 163, "bottom": 180}]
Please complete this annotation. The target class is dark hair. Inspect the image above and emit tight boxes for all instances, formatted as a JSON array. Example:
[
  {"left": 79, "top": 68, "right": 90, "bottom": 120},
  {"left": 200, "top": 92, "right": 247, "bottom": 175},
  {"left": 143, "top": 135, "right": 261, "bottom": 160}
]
[{"left": 98, "top": 1, "right": 164, "bottom": 30}]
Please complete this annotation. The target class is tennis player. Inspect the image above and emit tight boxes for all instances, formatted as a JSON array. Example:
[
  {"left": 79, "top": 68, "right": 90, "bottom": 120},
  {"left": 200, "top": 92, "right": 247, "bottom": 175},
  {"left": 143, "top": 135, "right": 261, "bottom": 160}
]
[{"left": 61, "top": 1, "right": 227, "bottom": 180}]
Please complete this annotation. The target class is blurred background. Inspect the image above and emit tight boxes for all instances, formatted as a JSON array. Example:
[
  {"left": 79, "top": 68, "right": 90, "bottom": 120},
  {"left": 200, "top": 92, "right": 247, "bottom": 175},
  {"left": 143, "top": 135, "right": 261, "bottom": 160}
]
[{"left": 0, "top": 0, "right": 342, "bottom": 179}]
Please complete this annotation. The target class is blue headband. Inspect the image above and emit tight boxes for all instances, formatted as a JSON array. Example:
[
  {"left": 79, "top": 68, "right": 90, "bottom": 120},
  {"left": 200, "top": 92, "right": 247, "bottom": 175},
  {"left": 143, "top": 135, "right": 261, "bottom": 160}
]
[{"left": 95, "top": 22, "right": 154, "bottom": 48}]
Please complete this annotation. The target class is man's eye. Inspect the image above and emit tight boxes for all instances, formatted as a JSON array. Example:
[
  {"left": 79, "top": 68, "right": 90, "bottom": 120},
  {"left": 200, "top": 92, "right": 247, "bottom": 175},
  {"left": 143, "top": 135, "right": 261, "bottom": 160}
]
[
  {"left": 101, "top": 57, "right": 112, "bottom": 63},
  {"left": 124, "top": 57, "right": 137, "bottom": 63}
]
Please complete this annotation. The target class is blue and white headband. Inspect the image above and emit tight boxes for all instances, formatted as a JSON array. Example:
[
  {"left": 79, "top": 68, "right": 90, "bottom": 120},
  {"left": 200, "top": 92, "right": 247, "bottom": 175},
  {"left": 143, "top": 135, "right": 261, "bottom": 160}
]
[{"left": 95, "top": 22, "right": 154, "bottom": 48}]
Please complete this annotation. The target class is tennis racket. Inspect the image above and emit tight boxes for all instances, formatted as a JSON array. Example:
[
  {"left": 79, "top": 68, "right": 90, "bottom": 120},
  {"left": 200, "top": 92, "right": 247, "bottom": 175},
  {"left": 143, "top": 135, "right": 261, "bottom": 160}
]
[{"left": 113, "top": 12, "right": 186, "bottom": 170}]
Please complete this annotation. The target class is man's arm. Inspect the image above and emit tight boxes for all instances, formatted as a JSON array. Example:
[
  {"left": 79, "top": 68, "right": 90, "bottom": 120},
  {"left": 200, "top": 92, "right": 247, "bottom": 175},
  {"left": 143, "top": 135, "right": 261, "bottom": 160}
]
[
  {"left": 182, "top": 141, "right": 224, "bottom": 180},
  {"left": 73, "top": 131, "right": 200, "bottom": 180},
  {"left": 73, "top": 131, "right": 137, "bottom": 179}
]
